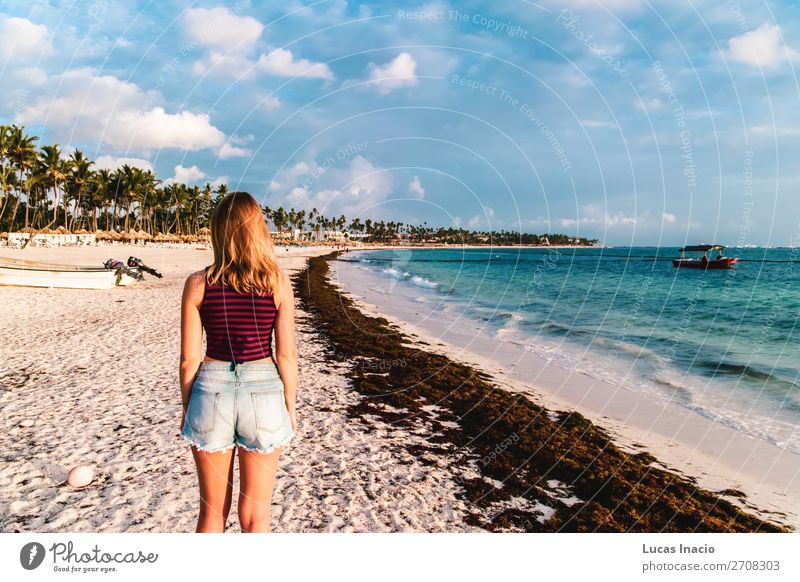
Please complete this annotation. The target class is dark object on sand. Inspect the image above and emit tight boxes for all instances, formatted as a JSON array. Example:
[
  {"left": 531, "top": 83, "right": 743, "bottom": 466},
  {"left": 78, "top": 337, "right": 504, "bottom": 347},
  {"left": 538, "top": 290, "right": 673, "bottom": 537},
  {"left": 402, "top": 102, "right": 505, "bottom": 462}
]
[
  {"left": 103, "top": 258, "right": 143, "bottom": 284},
  {"left": 127, "top": 256, "right": 163, "bottom": 278}
]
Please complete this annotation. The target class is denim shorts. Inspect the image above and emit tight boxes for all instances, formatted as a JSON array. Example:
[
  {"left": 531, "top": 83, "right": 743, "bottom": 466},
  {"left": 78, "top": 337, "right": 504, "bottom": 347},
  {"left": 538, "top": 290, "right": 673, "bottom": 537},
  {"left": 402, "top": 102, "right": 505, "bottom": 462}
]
[{"left": 181, "top": 361, "right": 295, "bottom": 454}]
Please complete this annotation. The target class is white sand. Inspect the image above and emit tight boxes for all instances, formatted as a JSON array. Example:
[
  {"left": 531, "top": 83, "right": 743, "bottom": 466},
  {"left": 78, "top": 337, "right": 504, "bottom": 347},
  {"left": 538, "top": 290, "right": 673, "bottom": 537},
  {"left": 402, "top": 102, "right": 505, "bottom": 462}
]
[
  {"left": 0, "top": 244, "right": 478, "bottom": 532},
  {"left": 332, "top": 254, "right": 800, "bottom": 530}
]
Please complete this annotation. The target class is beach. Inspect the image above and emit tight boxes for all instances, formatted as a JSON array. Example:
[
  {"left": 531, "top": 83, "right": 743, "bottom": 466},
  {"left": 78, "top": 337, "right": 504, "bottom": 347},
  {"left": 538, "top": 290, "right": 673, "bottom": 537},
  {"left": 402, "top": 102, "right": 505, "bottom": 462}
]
[
  {"left": 0, "top": 244, "right": 794, "bottom": 532},
  {"left": 0, "top": 244, "right": 476, "bottom": 532}
]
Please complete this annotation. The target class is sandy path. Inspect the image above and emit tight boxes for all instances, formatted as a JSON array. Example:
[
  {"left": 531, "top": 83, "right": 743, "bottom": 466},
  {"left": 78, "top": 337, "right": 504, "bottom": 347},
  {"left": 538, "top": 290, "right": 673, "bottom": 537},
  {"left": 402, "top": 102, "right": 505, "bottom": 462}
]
[{"left": 0, "top": 244, "right": 476, "bottom": 532}]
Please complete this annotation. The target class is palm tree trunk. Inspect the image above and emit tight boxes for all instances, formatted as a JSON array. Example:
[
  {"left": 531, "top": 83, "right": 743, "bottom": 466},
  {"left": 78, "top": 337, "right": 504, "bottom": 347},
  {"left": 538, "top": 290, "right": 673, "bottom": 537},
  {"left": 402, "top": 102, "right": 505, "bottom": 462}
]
[{"left": 52, "top": 179, "right": 59, "bottom": 224}]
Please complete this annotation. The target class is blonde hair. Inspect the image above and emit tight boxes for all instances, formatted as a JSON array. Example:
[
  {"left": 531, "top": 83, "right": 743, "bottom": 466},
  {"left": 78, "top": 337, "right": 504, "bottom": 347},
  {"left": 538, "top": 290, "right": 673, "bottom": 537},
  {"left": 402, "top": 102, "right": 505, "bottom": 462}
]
[{"left": 205, "top": 191, "right": 281, "bottom": 296}]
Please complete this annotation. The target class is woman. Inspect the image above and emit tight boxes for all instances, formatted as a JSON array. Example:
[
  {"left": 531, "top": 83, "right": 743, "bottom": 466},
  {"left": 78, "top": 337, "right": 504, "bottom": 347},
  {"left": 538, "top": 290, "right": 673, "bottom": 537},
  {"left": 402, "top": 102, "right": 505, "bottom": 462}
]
[{"left": 179, "top": 191, "right": 297, "bottom": 533}]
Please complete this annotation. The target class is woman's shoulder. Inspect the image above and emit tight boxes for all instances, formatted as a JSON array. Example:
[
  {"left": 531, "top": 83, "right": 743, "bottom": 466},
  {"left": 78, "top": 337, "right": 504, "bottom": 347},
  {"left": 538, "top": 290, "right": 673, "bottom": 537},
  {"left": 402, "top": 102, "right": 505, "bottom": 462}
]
[
  {"left": 182, "top": 268, "right": 208, "bottom": 303},
  {"left": 273, "top": 267, "right": 293, "bottom": 307}
]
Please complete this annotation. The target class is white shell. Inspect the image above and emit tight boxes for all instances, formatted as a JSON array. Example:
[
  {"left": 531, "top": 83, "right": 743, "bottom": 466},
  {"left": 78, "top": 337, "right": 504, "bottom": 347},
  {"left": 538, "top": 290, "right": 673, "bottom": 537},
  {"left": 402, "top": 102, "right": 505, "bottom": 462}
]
[{"left": 67, "top": 466, "right": 94, "bottom": 488}]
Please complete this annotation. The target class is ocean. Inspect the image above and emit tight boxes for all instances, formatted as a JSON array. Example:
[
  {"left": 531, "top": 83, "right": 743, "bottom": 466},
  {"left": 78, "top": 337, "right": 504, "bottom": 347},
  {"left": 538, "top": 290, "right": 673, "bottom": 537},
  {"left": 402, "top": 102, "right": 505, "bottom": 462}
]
[{"left": 341, "top": 247, "right": 800, "bottom": 455}]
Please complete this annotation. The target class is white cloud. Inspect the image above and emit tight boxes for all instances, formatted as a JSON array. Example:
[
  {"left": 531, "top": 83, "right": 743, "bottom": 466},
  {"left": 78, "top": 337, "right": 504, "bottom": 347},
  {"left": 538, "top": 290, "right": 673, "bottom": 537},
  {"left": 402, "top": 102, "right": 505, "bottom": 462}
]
[
  {"left": 217, "top": 142, "right": 252, "bottom": 159},
  {"left": 167, "top": 164, "right": 205, "bottom": 185},
  {"left": 581, "top": 119, "right": 617, "bottom": 129},
  {"left": 367, "top": 52, "right": 419, "bottom": 95},
  {"left": 662, "top": 212, "right": 677, "bottom": 224},
  {"left": 192, "top": 50, "right": 261, "bottom": 79},
  {"left": 408, "top": 176, "right": 425, "bottom": 199},
  {"left": 183, "top": 7, "right": 263, "bottom": 52},
  {"left": 275, "top": 155, "right": 394, "bottom": 217},
  {"left": 269, "top": 180, "right": 282, "bottom": 192},
  {"left": 17, "top": 68, "right": 232, "bottom": 154},
  {"left": 184, "top": 8, "right": 331, "bottom": 82},
  {"left": 287, "top": 186, "right": 310, "bottom": 206},
  {"left": 467, "top": 207, "right": 496, "bottom": 229},
  {"left": 0, "top": 16, "right": 53, "bottom": 61},
  {"left": 723, "top": 24, "right": 798, "bottom": 69},
  {"left": 559, "top": 206, "right": 637, "bottom": 229},
  {"left": 258, "top": 48, "right": 333, "bottom": 80},
  {"left": 261, "top": 95, "right": 281, "bottom": 110},
  {"left": 209, "top": 175, "right": 229, "bottom": 188},
  {"left": 286, "top": 162, "right": 311, "bottom": 180},
  {"left": 635, "top": 97, "right": 663, "bottom": 112},
  {"left": 94, "top": 156, "right": 153, "bottom": 172}
]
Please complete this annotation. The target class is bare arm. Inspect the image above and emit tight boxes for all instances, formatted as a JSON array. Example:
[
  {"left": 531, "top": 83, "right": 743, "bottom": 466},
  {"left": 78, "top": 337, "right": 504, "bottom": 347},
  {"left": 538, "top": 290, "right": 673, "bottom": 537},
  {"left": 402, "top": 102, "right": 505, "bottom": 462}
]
[
  {"left": 273, "top": 268, "right": 298, "bottom": 430},
  {"left": 180, "top": 272, "right": 205, "bottom": 428}
]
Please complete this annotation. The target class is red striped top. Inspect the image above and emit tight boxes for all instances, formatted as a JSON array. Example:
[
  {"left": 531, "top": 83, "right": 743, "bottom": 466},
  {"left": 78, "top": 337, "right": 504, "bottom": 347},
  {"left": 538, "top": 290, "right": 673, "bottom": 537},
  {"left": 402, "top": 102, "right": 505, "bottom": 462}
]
[{"left": 199, "top": 267, "right": 277, "bottom": 362}]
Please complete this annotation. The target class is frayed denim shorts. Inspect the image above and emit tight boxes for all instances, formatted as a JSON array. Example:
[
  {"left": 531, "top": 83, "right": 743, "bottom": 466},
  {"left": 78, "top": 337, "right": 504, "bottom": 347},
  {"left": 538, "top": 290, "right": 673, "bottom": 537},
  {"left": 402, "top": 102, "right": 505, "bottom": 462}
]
[{"left": 181, "top": 361, "right": 295, "bottom": 454}]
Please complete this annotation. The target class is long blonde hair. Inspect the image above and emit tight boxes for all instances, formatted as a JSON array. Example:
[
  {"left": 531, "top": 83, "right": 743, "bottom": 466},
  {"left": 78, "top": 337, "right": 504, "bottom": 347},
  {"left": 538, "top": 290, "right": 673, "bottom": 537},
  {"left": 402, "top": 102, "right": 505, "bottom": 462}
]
[{"left": 205, "top": 191, "right": 281, "bottom": 296}]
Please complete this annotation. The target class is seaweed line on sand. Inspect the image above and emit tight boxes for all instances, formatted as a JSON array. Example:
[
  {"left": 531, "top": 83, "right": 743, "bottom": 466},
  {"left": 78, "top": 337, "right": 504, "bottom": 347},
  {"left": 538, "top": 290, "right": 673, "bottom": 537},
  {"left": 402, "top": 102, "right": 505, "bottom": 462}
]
[{"left": 294, "top": 252, "right": 792, "bottom": 533}]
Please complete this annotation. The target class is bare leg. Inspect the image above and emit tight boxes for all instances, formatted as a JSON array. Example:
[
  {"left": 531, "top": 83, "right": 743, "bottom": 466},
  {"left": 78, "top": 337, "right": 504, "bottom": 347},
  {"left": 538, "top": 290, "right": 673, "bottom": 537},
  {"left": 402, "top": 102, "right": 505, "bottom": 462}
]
[
  {"left": 190, "top": 445, "right": 236, "bottom": 532},
  {"left": 238, "top": 446, "right": 281, "bottom": 532}
]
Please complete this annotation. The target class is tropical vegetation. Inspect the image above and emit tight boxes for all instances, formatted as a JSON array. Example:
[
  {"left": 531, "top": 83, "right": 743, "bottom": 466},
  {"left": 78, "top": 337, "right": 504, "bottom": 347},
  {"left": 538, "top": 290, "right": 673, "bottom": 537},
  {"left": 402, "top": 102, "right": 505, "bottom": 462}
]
[{"left": 0, "top": 125, "right": 597, "bottom": 246}]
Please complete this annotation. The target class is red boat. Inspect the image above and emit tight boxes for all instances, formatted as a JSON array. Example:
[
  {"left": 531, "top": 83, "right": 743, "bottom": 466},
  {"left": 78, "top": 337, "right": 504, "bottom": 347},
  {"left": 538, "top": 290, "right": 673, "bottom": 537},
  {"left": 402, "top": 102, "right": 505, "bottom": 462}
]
[{"left": 673, "top": 245, "right": 738, "bottom": 269}]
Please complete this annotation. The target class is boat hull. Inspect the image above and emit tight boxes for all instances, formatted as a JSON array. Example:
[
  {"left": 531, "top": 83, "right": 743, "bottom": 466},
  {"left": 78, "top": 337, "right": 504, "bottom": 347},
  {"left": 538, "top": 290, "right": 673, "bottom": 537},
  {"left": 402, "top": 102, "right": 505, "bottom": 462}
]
[
  {"left": 672, "top": 258, "right": 738, "bottom": 269},
  {"left": 0, "top": 256, "right": 137, "bottom": 289}
]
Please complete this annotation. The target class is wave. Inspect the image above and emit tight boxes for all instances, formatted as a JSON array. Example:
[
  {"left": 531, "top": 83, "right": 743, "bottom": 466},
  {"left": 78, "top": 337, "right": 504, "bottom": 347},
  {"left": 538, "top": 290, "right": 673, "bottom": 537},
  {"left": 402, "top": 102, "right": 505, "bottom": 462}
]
[
  {"left": 379, "top": 267, "right": 441, "bottom": 291},
  {"left": 695, "top": 359, "right": 795, "bottom": 387}
]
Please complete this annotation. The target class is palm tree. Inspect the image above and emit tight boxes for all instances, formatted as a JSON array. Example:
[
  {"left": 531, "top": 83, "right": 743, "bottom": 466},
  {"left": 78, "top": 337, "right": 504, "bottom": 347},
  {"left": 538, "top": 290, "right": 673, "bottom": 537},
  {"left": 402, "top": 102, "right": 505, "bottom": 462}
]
[
  {"left": 7, "top": 126, "right": 38, "bottom": 230},
  {"left": 91, "top": 169, "right": 114, "bottom": 232},
  {"left": 67, "top": 149, "right": 93, "bottom": 231},
  {"left": 37, "top": 145, "right": 68, "bottom": 226},
  {"left": 0, "top": 125, "right": 14, "bottom": 225}
]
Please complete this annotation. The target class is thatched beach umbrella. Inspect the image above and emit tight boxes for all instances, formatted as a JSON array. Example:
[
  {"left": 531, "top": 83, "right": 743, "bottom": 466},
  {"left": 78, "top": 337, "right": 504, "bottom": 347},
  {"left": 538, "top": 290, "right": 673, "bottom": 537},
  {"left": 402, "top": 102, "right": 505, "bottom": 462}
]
[
  {"left": 55, "top": 225, "right": 68, "bottom": 234},
  {"left": 136, "top": 229, "right": 152, "bottom": 240}
]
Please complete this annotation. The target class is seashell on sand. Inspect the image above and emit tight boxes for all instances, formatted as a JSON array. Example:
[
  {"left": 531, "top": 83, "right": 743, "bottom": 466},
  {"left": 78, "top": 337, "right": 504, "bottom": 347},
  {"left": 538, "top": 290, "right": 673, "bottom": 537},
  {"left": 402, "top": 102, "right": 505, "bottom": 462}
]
[{"left": 67, "top": 466, "right": 94, "bottom": 488}]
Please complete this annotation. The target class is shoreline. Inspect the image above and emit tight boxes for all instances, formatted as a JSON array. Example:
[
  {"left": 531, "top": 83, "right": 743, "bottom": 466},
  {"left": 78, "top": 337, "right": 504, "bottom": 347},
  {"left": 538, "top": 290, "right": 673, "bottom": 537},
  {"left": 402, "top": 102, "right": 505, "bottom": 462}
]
[
  {"left": 332, "top": 248, "right": 800, "bottom": 530},
  {"left": 297, "top": 251, "right": 791, "bottom": 532}
]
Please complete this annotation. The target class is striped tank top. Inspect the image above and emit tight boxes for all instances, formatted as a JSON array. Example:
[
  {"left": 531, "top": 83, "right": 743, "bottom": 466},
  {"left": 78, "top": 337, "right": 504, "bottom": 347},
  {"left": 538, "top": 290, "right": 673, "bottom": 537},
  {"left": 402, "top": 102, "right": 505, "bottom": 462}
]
[{"left": 199, "top": 267, "right": 278, "bottom": 363}]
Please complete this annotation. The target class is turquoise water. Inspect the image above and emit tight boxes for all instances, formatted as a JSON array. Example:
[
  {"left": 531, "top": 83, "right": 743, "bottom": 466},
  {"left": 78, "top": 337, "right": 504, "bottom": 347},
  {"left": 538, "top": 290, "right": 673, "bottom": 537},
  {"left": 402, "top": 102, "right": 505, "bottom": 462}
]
[{"left": 347, "top": 247, "right": 800, "bottom": 453}]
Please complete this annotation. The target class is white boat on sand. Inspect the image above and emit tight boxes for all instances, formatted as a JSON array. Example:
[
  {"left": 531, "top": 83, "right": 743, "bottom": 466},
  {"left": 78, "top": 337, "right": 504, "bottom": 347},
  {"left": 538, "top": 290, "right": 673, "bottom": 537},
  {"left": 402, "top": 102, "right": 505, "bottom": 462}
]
[{"left": 0, "top": 256, "right": 139, "bottom": 289}]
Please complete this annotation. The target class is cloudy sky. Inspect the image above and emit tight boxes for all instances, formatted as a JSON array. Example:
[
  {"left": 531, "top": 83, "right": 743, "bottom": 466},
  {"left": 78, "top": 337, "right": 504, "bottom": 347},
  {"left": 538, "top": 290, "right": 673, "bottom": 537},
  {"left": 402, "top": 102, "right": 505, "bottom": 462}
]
[{"left": 1, "top": 0, "right": 799, "bottom": 245}]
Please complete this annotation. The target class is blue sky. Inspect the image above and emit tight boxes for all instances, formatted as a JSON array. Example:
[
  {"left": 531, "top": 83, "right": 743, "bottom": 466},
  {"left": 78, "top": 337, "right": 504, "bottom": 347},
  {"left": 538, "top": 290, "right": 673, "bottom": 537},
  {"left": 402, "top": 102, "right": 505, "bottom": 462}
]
[{"left": 1, "top": 0, "right": 799, "bottom": 245}]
